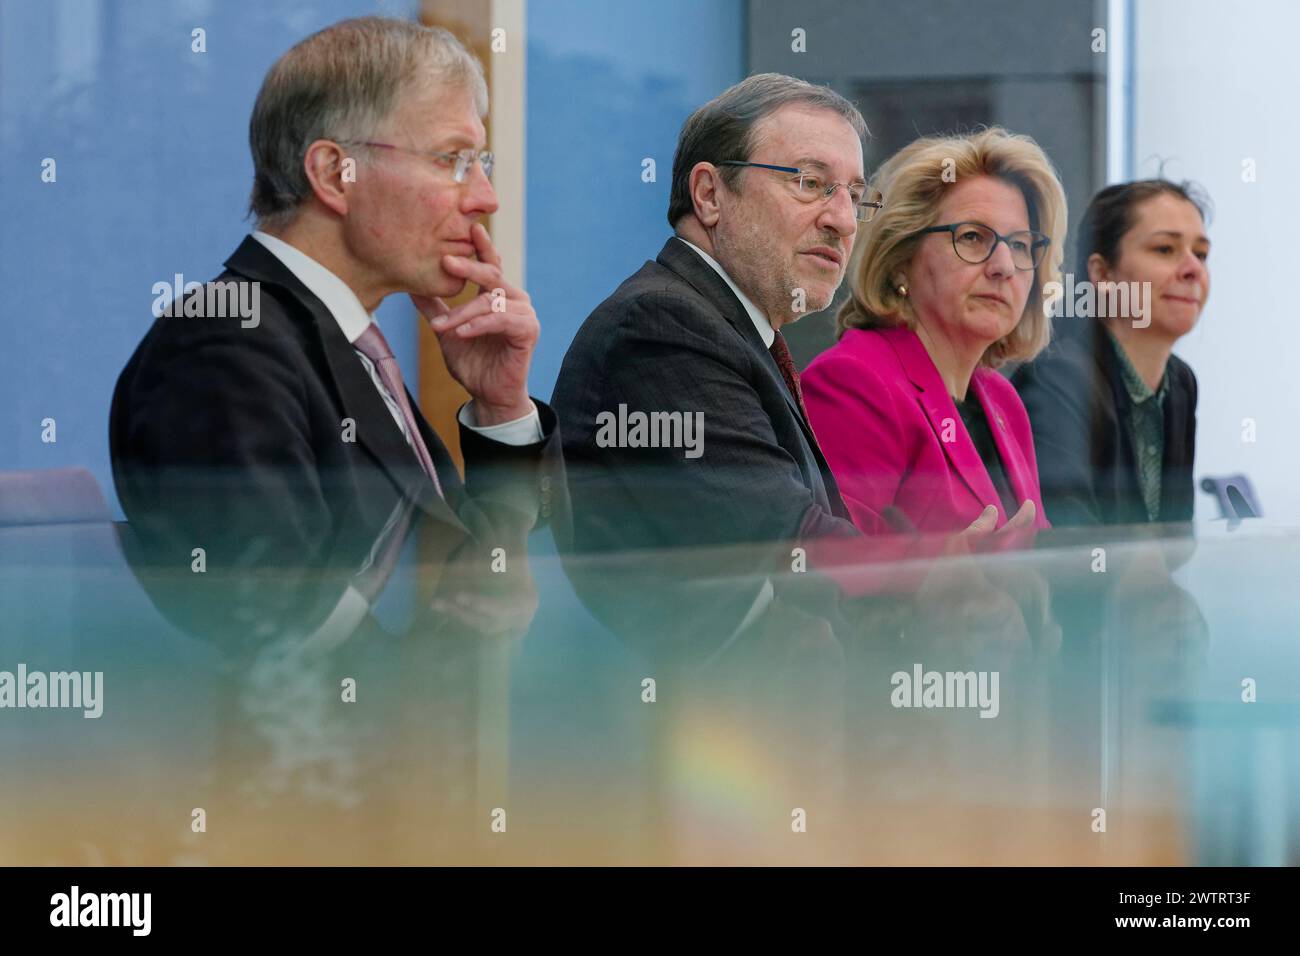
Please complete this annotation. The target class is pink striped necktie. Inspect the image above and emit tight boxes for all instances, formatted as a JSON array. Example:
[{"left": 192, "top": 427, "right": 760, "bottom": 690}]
[{"left": 353, "top": 323, "right": 445, "bottom": 499}]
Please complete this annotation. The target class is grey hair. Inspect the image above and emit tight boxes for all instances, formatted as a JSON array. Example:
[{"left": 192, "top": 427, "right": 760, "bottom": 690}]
[
  {"left": 667, "top": 72, "right": 867, "bottom": 227},
  {"left": 248, "top": 16, "right": 488, "bottom": 230}
]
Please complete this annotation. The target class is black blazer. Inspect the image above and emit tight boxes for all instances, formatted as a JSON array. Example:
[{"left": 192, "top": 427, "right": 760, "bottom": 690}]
[
  {"left": 550, "top": 236, "right": 855, "bottom": 554},
  {"left": 1012, "top": 320, "right": 1197, "bottom": 527},
  {"left": 110, "top": 236, "right": 562, "bottom": 571}
]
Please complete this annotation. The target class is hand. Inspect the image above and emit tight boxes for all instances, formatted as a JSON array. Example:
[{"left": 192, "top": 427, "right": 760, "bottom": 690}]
[
  {"left": 957, "top": 504, "right": 999, "bottom": 543},
  {"left": 410, "top": 223, "right": 538, "bottom": 425},
  {"left": 954, "top": 500, "right": 1039, "bottom": 554},
  {"left": 911, "top": 547, "right": 1031, "bottom": 659},
  {"left": 427, "top": 543, "right": 539, "bottom": 642},
  {"left": 999, "top": 499, "right": 1037, "bottom": 534},
  {"left": 989, "top": 499, "right": 1039, "bottom": 552},
  {"left": 983, "top": 561, "right": 1062, "bottom": 654},
  {"left": 428, "top": 581, "right": 539, "bottom": 643}
]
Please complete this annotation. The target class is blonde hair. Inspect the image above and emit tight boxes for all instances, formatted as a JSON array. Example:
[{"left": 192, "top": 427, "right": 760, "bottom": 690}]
[{"left": 836, "top": 127, "right": 1066, "bottom": 367}]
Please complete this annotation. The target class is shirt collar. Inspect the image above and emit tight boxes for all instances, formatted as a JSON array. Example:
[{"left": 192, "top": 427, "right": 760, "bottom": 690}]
[
  {"left": 675, "top": 237, "right": 775, "bottom": 348},
  {"left": 1106, "top": 327, "right": 1168, "bottom": 406},
  {"left": 251, "top": 231, "right": 375, "bottom": 344}
]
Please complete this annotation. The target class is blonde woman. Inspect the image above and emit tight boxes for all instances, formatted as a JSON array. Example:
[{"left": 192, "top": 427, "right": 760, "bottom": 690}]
[{"left": 802, "top": 128, "right": 1066, "bottom": 534}]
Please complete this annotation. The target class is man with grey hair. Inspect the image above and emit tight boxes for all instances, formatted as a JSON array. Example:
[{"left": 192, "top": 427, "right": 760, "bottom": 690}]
[
  {"left": 552, "top": 72, "right": 872, "bottom": 558},
  {"left": 111, "top": 17, "right": 561, "bottom": 571}
]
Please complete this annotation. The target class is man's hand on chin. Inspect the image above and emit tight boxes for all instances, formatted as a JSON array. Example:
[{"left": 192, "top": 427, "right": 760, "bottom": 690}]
[{"left": 410, "top": 222, "right": 538, "bottom": 423}]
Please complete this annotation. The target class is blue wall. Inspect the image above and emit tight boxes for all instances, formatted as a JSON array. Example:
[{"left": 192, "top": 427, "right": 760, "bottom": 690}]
[
  {"left": 1, "top": 0, "right": 744, "bottom": 516},
  {"left": 525, "top": 0, "right": 745, "bottom": 398},
  {"left": 0, "top": 0, "right": 422, "bottom": 518}
]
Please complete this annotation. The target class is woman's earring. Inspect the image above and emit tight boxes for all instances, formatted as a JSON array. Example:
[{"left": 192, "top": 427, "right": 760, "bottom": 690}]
[{"left": 895, "top": 282, "right": 909, "bottom": 297}]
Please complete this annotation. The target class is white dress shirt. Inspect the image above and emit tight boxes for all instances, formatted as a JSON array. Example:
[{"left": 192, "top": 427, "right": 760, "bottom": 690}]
[
  {"left": 675, "top": 237, "right": 775, "bottom": 348},
  {"left": 251, "top": 231, "right": 543, "bottom": 447}
]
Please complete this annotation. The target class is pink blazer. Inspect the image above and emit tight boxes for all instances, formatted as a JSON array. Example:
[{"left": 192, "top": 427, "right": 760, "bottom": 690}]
[{"left": 802, "top": 325, "right": 1050, "bottom": 535}]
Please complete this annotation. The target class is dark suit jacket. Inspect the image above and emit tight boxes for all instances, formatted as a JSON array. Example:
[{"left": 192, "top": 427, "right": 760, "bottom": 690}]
[
  {"left": 550, "top": 236, "right": 856, "bottom": 555},
  {"left": 1012, "top": 319, "right": 1197, "bottom": 527},
  {"left": 110, "top": 236, "right": 563, "bottom": 572}
]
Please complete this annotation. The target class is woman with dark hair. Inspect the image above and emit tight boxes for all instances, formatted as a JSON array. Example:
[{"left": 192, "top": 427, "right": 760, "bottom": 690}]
[{"left": 1012, "top": 180, "right": 1211, "bottom": 526}]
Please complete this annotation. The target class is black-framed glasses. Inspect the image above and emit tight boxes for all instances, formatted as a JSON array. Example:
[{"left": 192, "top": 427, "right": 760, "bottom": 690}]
[
  {"left": 917, "top": 222, "right": 1049, "bottom": 271},
  {"left": 717, "top": 160, "right": 883, "bottom": 222},
  {"left": 339, "top": 141, "right": 494, "bottom": 183}
]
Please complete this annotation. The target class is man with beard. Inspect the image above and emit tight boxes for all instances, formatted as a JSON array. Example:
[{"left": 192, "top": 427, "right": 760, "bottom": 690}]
[{"left": 553, "top": 73, "right": 874, "bottom": 555}]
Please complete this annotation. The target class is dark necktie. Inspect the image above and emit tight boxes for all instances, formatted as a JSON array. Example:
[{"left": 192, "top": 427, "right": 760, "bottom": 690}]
[{"left": 769, "top": 331, "right": 808, "bottom": 422}]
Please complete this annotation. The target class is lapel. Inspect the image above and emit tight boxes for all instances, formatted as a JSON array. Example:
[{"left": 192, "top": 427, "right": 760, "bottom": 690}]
[
  {"left": 223, "top": 237, "right": 469, "bottom": 534},
  {"left": 883, "top": 325, "right": 1003, "bottom": 512},
  {"left": 655, "top": 238, "right": 844, "bottom": 507}
]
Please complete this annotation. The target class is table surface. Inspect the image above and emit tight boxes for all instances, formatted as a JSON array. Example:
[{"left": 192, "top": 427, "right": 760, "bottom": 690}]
[{"left": 1, "top": 515, "right": 1295, "bottom": 865}]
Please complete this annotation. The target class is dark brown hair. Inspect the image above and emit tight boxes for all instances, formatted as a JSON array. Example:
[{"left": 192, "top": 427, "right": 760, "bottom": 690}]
[
  {"left": 1075, "top": 179, "right": 1211, "bottom": 279},
  {"left": 667, "top": 73, "right": 867, "bottom": 227}
]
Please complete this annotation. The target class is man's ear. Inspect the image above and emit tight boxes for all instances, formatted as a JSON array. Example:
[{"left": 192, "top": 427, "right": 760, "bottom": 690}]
[
  {"left": 689, "top": 162, "right": 724, "bottom": 228},
  {"left": 1086, "top": 252, "right": 1110, "bottom": 285},
  {"left": 302, "top": 139, "right": 353, "bottom": 218}
]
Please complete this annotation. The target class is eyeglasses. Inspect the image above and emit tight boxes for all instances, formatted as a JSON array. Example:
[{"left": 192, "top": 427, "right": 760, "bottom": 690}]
[
  {"left": 717, "top": 160, "right": 883, "bottom": 222},
  {"left": 916, "top": 221, "right": 1049, "bottom": 271},
  {"left": 340, "top": 141, "right": 494, "bottom": 183}
]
